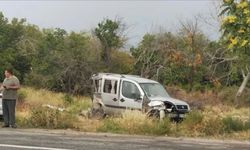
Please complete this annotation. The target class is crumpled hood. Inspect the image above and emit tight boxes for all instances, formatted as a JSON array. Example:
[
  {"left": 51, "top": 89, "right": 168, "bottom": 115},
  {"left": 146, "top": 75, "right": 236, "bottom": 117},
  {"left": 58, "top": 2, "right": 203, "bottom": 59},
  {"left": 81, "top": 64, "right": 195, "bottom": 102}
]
[{"left": 149, "top": 96, "right": 189, "bottom": 106}]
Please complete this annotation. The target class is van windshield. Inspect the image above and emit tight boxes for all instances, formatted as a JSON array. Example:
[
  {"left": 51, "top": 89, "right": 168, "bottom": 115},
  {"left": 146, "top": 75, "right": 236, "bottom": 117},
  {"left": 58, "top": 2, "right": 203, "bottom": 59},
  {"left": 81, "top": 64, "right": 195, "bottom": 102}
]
[{"left": 140, "top": 83, "right": 170, "bottom": 97}]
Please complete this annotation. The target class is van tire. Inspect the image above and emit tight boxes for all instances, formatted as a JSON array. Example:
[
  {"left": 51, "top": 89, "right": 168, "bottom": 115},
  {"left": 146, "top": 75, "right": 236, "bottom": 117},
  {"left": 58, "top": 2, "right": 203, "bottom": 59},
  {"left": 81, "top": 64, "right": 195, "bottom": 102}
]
[
  {"left": 89, "top": 105, "right": 106, "bottom": 119},
  {"left": 147, "top": 109, "right": 160, "bottom": 118}
]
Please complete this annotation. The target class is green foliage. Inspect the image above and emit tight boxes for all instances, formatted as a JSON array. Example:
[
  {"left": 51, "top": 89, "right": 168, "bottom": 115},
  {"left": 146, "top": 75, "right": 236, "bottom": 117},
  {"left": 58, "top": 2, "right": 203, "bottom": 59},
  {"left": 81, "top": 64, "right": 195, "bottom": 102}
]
[
  {"left": 131, "top": 30, "right": 212, "bottom": 91},
  {"left": 62, "top": 94, "right": 74, "bottom": 105},
  {"left": 67, "top": 98, "right": 91, "bottom": 114},
  {"left": 220, "top": 0, "right": 249, "bottom": 51},
  {"left": 220, "top": 0, "right": 250, "bottom": 81},
  {"left": 17, "top": 90, "right": 27, "bottom": 104},
  {"left": 182, "top": 110, "right": 203, "bottom": 127},
  {"left": 0, "top": 12, "right": 31, "bottom": 82},
  {"left": 0, "top": 9, "right": 247, "bottom": 95},
  {"left": 97, "top": 117, "right": 172, "bottom": 135},
  {"left": 0, "top": 12, "right": 132, "bottom": 95},
  {"left": 94, "top": 19, "right": 125, "bottom": 66},
  {"left": 110, "top": 50, "right": 134, "bottom": 74},
  {"left": 148, "top": 119, "right": 172, "bottom": 135},
  {"left": 97, "top": 118, "right": 124, "bottom": 133},
  {"left": 94, "top": 19, "right": 123, "bottom": 49},
  {"left": 222, "top": 116, "right": 250, "bottom": 133}
]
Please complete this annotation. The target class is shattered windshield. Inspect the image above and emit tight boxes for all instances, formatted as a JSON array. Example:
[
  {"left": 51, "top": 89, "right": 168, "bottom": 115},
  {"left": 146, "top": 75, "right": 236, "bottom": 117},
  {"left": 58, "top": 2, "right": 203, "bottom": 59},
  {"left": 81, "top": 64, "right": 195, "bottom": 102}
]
[{"left": 140, "top": 83, "right": 170, "bottom": 97}]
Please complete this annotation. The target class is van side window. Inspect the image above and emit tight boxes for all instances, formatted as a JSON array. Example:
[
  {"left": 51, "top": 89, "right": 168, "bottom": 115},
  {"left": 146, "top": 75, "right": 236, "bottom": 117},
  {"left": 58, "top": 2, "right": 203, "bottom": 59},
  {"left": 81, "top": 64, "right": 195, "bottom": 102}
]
[
  {"left": 122, "top": 81, "right": 140, "bottom": 99},
  {"left": 103, "top": 79, "right": 118, "bottom": 94},
  {"left": 94, "top": 79, "right": 102, "bottom": 93}
]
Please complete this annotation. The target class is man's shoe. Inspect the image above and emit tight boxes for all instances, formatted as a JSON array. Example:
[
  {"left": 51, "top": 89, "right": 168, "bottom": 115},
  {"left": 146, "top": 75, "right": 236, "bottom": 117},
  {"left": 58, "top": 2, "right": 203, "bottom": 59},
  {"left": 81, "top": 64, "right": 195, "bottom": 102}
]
[
  {"left": 10, "top": 125, "right": 17, "bottom": 128},
  {"left": 2, "top": 125, "right": 9, "bottom": 128}
]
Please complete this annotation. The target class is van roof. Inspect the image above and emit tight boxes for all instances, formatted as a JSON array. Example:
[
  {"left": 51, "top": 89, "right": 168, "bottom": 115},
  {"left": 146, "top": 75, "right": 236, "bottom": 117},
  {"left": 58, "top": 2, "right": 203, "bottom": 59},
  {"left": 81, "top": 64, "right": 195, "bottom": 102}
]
[{"left": 92, "top": 73, "right": 158, "bottom": 84}]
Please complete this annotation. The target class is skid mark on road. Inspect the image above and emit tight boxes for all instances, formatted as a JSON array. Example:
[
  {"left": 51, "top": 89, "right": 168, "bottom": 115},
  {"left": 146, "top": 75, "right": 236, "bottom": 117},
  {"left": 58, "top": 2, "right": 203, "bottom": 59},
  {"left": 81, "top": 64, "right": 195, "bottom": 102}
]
[{"left": 0, "top": 144, "right": 72, "bottom": 150}]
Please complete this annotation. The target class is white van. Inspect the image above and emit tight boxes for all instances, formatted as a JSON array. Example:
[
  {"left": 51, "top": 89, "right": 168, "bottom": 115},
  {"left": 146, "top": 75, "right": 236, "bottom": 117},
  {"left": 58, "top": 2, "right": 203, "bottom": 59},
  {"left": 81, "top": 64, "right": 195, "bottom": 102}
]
[{"left": 90, "top": 73, "right": 190, "bottom": 120}]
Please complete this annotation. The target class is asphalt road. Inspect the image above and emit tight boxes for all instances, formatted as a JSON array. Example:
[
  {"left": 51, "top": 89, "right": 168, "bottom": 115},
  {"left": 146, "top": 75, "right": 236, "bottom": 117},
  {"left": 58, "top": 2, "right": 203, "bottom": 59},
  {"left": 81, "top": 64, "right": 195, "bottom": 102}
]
[{"left": 0, "top": 129, "right": 249, "bottom": 150}]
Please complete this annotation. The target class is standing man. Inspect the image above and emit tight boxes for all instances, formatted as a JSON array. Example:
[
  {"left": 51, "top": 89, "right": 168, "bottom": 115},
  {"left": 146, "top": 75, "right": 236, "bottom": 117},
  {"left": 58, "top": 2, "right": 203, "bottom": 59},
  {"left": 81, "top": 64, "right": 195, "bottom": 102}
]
[{"left": 0, "top": 69, "right": 20, "bottom": 128}]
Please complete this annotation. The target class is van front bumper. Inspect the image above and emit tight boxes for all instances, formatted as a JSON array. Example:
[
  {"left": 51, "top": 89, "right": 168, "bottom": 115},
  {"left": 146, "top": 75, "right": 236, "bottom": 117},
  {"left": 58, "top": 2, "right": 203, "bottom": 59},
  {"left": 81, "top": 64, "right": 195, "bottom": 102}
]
[{"left": 167, "top": 113, "right": 186, "bottom": 118}]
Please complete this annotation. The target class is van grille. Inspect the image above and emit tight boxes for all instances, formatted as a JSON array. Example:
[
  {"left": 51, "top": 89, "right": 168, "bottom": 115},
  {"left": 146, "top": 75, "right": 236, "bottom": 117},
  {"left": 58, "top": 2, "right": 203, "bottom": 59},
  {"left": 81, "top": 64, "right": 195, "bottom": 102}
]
[{"left": 176, "top": 105, "right": 188, "bottom": 110}]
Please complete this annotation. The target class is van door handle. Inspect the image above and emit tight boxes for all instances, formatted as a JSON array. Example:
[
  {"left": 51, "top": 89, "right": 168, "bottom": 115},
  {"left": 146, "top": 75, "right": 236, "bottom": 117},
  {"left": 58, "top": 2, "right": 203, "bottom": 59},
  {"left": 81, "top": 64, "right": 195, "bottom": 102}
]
[
  {"left": 120, "top": 99, "right": 125, "bottom": 102},
  {"left": 113, "top": 98, "right": 118, "bottom": 101}
]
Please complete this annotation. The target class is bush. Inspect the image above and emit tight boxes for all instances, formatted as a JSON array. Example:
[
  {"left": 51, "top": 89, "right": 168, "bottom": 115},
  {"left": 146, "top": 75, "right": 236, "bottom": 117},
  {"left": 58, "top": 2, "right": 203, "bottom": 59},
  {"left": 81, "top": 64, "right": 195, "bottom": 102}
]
[
  {"left": 244, "top": 119, "right": 250, "bottom": 130},
  {"left": 222, "top": 116, "right": 249, "bottom": 133},
  {"left": 179, "top": 110, "right": 204, "bottom": 136},
  {"left": 67, "top": 98, "right": 91, "bottom": 114},
  {"left": 182, "top": 110, "right": 203, "bottom": 128},
  {"left": 18, "top": 90, "right": 27, "bottom": 104},
  {"left": 218, "top": 86, "right": 250, "bottom": 106},
  {"left": 28, "top": 106, "right": 77, "bottom": 129},
  {"left": 149, "top": 119, "right": 172, "bottom": 135},
  {"left": 16, "top": 113, "right": 29, "bottom": 127},
  {"left": 201, "top": 117, "right": 224, "bottom": 136},
  {"left": 63, "top": 94, "right": 74, "bottom": 105},
  {"left": 128, "top": 118, "right": 172, "bottom": 135}
]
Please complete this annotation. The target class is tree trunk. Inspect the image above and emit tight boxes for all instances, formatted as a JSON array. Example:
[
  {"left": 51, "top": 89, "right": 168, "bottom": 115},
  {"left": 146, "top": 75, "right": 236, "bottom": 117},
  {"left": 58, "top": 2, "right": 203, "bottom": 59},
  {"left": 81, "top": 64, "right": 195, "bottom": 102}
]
[
  {"left": 188, "top": 66, "right": 195, "bottom": 92},
  {"left": 235, "top": 70, "right": 250, "bottom": 103}
]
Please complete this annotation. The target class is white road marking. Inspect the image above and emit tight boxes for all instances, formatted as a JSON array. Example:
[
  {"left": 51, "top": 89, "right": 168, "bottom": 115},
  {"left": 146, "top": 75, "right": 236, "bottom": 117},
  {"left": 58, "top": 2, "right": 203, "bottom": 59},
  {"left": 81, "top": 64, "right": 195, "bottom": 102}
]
[{"left": 0, "top": 144, "right": 72, "bottom": 150}]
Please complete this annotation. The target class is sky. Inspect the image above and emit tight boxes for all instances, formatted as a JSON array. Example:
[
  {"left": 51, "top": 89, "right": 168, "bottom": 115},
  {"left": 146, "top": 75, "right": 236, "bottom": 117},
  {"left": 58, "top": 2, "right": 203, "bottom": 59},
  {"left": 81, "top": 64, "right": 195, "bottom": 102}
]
[{"left": 0, "top": 0, "right": 221, "bottom": 46}]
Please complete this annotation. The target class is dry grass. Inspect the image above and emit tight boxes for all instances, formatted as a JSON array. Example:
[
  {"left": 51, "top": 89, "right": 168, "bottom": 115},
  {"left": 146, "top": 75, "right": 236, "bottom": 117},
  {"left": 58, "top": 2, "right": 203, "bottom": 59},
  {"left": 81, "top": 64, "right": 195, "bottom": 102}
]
[{"left": 18, "top": 87, "right": 65, "bottom": 107}]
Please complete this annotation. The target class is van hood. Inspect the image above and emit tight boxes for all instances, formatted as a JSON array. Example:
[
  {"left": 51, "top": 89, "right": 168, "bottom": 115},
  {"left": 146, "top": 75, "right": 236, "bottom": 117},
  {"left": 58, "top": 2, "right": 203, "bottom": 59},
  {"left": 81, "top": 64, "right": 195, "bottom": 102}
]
[{"left": 149, "top": 96, "right": 188, "bottom": 105}]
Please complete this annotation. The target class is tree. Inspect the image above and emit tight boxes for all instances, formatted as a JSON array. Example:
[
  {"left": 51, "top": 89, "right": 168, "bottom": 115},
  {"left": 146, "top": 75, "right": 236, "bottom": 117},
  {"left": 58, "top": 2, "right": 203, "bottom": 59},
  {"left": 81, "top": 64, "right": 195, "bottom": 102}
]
[
  {"left": 131, "top": 34, "right": 158, "bottom": 78},
  {"left": 178, "top": 19, "right": 210, "bottom": 91},
  {"left": 0, "top": 12, "right": 31, "bottom": 82},
  {"left": 132, "top": 20, "right": 211, "bottom": 91},
  {"left": 94, "top": 19, "right": 125, "bottom": 67},
  {"left": 220, "top": 0, "right": 250, "bottom": 98}
]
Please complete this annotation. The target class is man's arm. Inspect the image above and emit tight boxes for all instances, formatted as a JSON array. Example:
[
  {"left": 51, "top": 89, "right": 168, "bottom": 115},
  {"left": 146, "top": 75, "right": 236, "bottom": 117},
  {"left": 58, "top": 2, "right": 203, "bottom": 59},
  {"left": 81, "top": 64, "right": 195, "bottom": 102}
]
[
  {"left": 6, "top": 85, "right": 20, "bottom": 90},
  {"left": 0, "top": 85, "right": 4, "bottom": 92},
  {"left": 5, "top": 78, "right": 20, "bottom": 90}
]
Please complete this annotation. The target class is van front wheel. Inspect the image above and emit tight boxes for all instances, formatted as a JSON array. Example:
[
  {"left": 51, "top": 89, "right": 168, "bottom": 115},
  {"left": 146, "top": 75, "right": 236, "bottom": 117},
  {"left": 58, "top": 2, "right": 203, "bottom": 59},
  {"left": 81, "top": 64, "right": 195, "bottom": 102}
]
[
  {"left": 147, "top": 109, "right": 160, "bottom": 118},
  {"left": 89, "top": 106, "right": 106, "bottom": 119}
]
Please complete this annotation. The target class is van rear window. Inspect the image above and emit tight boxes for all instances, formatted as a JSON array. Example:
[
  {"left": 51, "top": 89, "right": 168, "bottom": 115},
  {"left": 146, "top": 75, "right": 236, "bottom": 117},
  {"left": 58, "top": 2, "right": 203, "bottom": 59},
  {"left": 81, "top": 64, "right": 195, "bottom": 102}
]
[{"left": 103, "top": 79, "right": 117, "bottom": 94}]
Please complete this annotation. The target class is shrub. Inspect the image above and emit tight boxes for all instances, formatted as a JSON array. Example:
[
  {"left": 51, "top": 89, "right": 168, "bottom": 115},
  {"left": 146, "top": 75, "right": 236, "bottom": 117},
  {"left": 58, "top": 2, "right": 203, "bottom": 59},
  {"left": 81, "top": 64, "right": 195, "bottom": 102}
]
[
  {"left": 67, "top": 97, "right": 91, "bottom": 114},
  {"left": 16, "top": 113, "right": 29, "bottom": 128},
  {"left": 18, "top": 90, "right": 27, "bottom": 104},
  {"left": 63, "top": 94, "right": 74, "bottom": 105},
  {"left": 182, "top": 110, "right": 203, "bottom": 128},
  {"left": 128, "top": 118, "right": 172, "bottom": 135},
  {"left": 149, "top": 119, "right": 172, "bottom": 135},
  {"left": 244, "top": 119, "right": 250, "bottom": 130},
  {"left": 201, "top": 117, "right": 224, "bottom": 136},
  {"left": 222, "top": 116, "right": 249, "bottom": 133}
]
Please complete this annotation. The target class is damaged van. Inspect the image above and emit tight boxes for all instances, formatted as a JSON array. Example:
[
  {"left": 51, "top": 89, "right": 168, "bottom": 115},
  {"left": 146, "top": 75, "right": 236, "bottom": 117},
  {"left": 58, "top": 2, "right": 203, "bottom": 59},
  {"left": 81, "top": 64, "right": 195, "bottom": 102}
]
[{"left": 90, "top": 73, "right": 190, "bottom": 120}]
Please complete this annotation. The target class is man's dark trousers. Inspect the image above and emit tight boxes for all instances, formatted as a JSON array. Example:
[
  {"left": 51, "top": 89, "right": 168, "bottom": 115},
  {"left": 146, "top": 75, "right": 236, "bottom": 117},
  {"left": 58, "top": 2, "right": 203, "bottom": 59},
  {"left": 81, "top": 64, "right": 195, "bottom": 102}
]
[{"left": 2, "top": 99, "right": 16, "bottom": 126}]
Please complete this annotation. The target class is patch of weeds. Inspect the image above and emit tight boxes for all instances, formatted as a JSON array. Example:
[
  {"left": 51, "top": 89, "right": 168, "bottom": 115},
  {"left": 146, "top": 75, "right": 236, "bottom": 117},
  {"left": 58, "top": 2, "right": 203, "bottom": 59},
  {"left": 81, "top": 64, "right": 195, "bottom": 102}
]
[
  {"left": 222, "top": 116, "right": 249, "bottom": 133},
  {"left": 28, "top": 106, "right": 77, "bottom": 129},
  {"left": 97, "top": 118, "right": 124, "bottom": 134}
]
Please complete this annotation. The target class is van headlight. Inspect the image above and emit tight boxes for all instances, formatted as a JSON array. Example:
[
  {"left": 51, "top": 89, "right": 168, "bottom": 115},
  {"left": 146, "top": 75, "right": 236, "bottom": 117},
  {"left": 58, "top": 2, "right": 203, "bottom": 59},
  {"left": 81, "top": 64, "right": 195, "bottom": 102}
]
[{"left": 148, "top": 101, "right": 165, "bottom": 110}]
